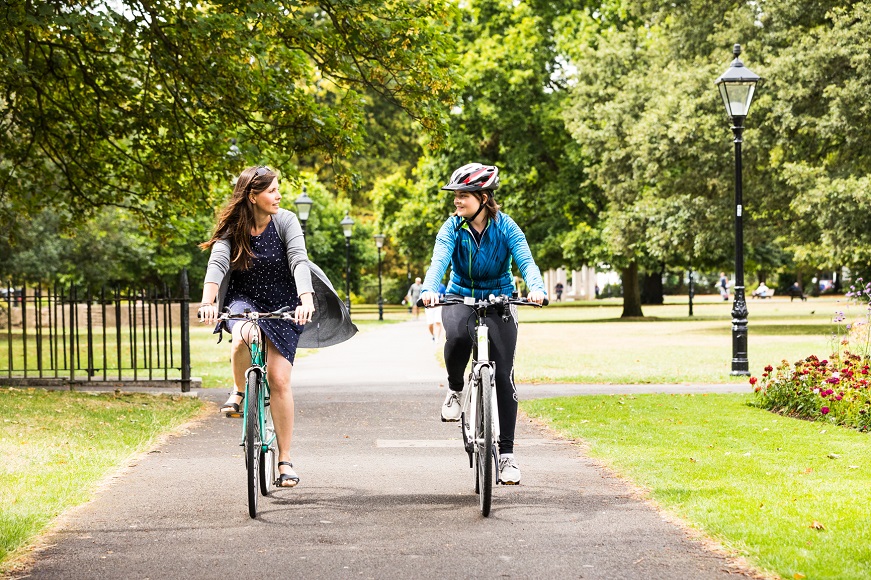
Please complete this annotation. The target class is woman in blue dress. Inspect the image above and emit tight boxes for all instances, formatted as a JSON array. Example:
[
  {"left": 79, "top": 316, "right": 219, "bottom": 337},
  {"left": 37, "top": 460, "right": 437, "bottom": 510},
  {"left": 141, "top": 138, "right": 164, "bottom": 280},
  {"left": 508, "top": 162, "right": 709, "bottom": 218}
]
[{"left": 198, "top": 165, "right": 355, "bottom": 487}]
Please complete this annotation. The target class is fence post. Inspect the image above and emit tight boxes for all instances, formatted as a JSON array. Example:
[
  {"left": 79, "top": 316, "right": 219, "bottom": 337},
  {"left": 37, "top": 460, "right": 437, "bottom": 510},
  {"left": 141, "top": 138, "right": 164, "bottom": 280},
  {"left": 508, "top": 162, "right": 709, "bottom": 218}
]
[{"left": 179, "top": 269, "right": 191, "bottom": 393}]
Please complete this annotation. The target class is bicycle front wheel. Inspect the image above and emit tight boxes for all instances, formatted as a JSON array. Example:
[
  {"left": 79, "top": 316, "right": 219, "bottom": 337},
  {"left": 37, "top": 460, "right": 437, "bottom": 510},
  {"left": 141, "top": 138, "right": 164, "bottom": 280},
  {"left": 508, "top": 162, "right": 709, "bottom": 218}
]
[
  {"left": 246, "top": 369, "right": 262, "bottom": 519},
  {"left": 477, "top": 366, "right": 494, "bottom": 516}
]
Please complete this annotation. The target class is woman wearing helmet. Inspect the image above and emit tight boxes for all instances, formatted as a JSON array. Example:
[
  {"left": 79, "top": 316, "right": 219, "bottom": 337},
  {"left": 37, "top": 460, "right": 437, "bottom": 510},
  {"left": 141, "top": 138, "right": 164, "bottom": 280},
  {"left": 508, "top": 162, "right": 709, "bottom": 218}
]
[{"left": 420, "top": 163, "right": 547, "bottom": 485}]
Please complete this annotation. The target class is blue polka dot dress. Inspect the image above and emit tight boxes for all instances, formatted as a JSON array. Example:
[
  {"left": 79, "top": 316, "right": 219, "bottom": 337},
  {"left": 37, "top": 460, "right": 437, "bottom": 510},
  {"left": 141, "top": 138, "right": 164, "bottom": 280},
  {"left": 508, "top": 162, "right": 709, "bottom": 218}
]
[{"left": 214, "top": 219, "right": 303, "bottom": 364}]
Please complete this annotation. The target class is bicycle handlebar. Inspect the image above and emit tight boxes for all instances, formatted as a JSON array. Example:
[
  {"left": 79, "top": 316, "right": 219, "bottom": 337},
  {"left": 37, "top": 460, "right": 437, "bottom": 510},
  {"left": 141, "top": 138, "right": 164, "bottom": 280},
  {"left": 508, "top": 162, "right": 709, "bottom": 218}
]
[
  {"left": 416, "top": 294, "right": 548, "bottom": 309},
  {"left": 210, "top": 306, "right": 296, "bottom": 321}
]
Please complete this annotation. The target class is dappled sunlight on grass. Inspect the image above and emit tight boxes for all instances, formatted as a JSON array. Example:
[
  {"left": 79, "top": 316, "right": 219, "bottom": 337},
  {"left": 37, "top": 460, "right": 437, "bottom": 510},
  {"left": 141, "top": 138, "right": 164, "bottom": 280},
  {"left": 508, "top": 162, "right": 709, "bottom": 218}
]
[{"left": 0, "top": 389, "right": 203, "bottom": 571}]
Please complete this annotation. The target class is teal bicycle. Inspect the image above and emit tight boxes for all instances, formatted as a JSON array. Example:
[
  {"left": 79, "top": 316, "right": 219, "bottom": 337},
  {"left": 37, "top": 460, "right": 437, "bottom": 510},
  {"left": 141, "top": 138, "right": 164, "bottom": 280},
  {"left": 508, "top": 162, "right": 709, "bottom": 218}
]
[{"left": 216, "top": 307, "right": 294, "bottom": 518}]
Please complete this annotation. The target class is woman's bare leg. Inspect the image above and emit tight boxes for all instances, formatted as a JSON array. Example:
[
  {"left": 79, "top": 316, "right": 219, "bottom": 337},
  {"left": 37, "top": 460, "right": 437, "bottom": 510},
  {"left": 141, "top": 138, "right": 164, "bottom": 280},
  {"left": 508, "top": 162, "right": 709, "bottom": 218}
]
[
  {"left": 222, "top": 322, "right": 258, "bottom": 412},
  {"left": 265, "top": 338, "right": 295, "bottom": 478}
]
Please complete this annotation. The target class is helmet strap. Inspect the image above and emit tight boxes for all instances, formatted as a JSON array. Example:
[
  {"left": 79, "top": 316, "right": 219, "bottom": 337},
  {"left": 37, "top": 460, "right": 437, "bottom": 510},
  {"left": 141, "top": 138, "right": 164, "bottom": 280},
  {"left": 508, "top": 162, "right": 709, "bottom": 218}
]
[{"left": 454, "top": 198, "right": 487, "bottom": 232}]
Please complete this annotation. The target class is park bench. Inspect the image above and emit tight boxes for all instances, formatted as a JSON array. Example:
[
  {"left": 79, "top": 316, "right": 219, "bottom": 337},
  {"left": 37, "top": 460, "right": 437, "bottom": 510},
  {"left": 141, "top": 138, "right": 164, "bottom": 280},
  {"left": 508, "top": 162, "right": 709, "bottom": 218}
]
[
  {"left": 787, "top": 287, "right": 807, "bottom": 301},
  {"left": 751, "top": 289, "right": 775, "bottom": 299}
]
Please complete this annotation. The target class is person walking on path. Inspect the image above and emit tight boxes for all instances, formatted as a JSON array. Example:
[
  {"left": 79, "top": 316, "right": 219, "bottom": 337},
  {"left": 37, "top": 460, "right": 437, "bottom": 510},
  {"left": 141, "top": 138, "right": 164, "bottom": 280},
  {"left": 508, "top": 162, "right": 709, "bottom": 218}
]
[
  {"left": 197, "top": 165, "right": 356, "bottom": 488},
  {"left": 406, "top": 277, "right": 423, "bottom": 319},
  {"left": 719, "top": 272, "right": 730, "bottom": 301},
  {"left": 420, "top": 163, "right": 547, "bottom": 485}
]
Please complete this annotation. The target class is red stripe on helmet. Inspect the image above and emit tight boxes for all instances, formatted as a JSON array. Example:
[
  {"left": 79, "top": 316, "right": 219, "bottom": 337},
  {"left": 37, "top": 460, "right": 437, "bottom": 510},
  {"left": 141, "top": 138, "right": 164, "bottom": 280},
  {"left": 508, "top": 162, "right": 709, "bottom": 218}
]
[{"left": 464, "top": 167, "right": 489, "bottom": 184}]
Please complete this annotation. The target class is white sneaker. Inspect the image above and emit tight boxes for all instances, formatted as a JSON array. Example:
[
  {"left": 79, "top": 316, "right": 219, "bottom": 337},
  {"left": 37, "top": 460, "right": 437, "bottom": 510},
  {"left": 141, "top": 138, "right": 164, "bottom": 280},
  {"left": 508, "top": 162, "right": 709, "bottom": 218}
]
[
  {"left": 441, "top": 390, "right": 462, "bottom": 422},
  {"left": 499, "top": 456, "right": 521, "bottom": 485}
]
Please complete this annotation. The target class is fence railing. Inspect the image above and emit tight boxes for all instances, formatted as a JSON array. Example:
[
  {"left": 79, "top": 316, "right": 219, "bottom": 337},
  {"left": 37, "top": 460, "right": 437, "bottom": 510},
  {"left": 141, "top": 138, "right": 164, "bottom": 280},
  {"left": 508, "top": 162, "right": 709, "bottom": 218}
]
[{"left": 1, "top": 270, "right": 192, "bottom": 392}]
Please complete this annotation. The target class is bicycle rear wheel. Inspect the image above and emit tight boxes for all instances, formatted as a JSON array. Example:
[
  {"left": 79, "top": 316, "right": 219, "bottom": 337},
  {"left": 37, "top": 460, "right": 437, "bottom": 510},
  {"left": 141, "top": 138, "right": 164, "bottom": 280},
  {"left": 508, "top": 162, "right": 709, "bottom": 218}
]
[
  {"left": 259, "top": 389, "right": 276, "bottom": 496},
  {"left": 246, "top": 369, "right": 262, "bottom": 518},
  {"left": 477, "top": 366, "right": 494, "bottom": 516}
]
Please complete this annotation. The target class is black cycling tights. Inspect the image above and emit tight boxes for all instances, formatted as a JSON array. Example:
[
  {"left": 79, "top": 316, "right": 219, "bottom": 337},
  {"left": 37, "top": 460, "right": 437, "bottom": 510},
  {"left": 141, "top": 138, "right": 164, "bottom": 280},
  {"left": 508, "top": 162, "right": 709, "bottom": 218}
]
[{"left": 441, "top": 300, "right": 519, "bottom": 454}]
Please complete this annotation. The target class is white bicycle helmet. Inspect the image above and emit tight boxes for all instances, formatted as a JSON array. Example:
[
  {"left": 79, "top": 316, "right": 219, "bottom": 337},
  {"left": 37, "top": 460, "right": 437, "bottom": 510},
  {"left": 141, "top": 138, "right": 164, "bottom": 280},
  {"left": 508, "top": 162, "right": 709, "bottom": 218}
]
[{"left": 441, "top": 163, "right": 500, "bottom": 192}]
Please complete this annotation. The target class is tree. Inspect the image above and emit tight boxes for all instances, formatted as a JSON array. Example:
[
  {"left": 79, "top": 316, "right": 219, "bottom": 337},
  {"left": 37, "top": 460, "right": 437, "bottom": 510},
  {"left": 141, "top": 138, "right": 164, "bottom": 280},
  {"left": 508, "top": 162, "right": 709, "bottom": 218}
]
[
  {"left": 0, "top": 0, "right": 455, "bottom": 237},
  {"left": 412, "top": 0, "right": 601, "bottom": 274}
]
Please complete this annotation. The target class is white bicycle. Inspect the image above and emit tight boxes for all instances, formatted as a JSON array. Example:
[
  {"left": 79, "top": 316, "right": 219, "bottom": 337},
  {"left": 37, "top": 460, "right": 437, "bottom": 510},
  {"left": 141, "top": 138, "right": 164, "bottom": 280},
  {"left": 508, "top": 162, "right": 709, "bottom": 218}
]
[{"left": 424, "top": 294, "right": 546, "bottom": 516}]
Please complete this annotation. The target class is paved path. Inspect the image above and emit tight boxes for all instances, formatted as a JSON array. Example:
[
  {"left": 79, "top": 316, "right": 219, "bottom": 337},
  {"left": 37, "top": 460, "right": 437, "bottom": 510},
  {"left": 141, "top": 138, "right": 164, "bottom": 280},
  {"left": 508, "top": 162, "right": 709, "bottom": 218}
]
[{"left": 22, "top": 320, "right": 751, "bottom": 579}]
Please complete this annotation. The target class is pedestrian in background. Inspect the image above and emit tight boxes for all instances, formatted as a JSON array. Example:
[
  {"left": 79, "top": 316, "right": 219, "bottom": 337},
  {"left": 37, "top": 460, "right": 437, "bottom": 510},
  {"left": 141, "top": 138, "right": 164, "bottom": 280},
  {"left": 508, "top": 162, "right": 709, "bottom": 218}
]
[
  {"left": 719, "top": 272, "right": 730, "bottom": 301},
  {"left": 406, "top": 276, "right": 423, "bottom": 319}
]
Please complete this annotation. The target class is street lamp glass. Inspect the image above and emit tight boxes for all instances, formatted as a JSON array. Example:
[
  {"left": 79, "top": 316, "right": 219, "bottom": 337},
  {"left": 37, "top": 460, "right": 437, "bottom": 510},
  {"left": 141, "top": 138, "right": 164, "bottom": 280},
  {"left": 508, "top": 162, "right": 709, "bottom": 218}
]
[
  {"left": 340, "top": 212, "right": 354, "bottom": 238},
  {"left": 715, "top": 44, "right": 761, "bottom": 119},
  {"left": 374, "top": 233, "right": 385, "bottom": 248},
  {"left": 294, "top": 187, "right": 314, "bottom": 221},
  {"left": 717, "top": 82, "right": 756, "bottom": 118}
]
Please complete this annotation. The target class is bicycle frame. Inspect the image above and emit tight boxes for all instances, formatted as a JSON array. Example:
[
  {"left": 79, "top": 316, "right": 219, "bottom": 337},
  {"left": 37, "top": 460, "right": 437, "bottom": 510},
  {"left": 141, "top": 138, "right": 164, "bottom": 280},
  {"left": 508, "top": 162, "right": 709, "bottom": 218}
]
[
  {"left": 214, "top": 306, "right": 294, "bottom": 518},
  {"left": 242, "top": 330, "right": 276, "bottom": 458},
  {"left": 460, "top": 314, "right": 500, "bottom": 476},
  {"left": 426, "top": 293, "right": 546, "bottom": 515}
]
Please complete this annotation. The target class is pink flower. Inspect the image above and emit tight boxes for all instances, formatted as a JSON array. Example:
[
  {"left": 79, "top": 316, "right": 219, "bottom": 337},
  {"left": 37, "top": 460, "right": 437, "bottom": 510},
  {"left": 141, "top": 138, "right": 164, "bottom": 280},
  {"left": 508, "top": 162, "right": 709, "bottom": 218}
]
[{"left": 821, "top": 407, "right": 830, "bottom": 414}]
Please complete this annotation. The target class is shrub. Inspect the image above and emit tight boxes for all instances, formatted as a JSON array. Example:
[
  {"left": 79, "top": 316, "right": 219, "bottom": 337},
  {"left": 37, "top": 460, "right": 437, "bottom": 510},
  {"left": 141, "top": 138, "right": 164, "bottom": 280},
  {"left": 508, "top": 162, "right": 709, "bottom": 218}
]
[{"left": 751, "top": 277, "right": 871, "bottom": 431}]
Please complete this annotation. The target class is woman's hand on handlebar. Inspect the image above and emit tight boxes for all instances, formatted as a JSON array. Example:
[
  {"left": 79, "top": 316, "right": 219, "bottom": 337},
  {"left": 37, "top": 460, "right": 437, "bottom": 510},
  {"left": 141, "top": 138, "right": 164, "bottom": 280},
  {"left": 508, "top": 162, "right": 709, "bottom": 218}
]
[
  {"left": 295, "top": 292, "right": 315, "bottom": 325},
  {"left": 526, "top": 290, "right": 547, "bottom": 305},
  {"left": 198, "top": 303, "right": 218, "bottom": 325},
  {"left": 420, "top": 290, "right": 440, "bottom": 307}
]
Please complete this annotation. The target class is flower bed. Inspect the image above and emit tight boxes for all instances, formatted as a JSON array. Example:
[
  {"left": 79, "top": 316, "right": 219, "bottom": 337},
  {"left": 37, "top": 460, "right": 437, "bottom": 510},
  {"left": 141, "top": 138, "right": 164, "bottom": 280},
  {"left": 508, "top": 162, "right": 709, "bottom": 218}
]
[{"left": 751, "top": 279, "right": 871, "bottom": 431}]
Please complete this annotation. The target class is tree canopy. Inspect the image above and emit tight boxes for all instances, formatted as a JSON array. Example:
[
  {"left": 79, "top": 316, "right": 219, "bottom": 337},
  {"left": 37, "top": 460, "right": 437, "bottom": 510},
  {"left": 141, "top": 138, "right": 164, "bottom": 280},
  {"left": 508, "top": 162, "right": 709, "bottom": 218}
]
[
  {"left": 0, "top": 0, "right": 455, "bottom": 234},
  {"left": 4, "top": 0, "right": 871, "bottom": 310}
]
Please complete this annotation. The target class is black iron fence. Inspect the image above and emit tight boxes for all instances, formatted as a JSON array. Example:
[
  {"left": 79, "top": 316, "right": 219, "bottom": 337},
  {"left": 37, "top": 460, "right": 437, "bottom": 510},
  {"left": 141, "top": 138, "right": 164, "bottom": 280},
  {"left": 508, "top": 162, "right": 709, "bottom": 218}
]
[{"left": 1, "top": 270, "right": 192, "bottom": 392}]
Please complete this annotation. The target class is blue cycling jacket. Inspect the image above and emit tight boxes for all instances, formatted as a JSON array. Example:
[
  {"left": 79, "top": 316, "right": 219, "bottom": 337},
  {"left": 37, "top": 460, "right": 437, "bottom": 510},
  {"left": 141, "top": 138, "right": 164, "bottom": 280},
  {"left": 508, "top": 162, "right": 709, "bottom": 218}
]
[{"left": 422, "top": 213, "right": 546, "bottom": 299}]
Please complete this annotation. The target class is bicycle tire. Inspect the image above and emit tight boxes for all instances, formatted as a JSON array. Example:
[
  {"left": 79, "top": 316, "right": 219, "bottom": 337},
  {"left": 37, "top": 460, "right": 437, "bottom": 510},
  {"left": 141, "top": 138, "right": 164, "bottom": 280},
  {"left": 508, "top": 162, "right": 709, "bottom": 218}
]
[
  {"left": 259, "top": 391, "right": 275, "bottom": 496},
  {"left": 246, "top": 369, "right": 262, "bottom": 519},
  {"left": 477, "top": 366, "right": 494, "bottom": 516}
]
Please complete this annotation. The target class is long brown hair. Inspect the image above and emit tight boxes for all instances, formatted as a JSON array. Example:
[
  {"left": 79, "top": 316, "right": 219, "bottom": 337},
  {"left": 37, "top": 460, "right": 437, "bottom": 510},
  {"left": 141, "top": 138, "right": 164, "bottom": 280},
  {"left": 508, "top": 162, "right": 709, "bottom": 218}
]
[
  {"left": 199, "top": 166, "right": 278, "bottom": 271},
  {"left": 454, "top": 189, "right": 501, "bottom": 221}
]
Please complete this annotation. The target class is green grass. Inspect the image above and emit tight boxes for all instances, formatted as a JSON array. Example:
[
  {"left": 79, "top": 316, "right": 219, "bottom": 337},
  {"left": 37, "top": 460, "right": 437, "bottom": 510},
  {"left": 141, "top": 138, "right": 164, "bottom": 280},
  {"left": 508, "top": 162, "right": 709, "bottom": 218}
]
[
  {"left": 513, "top": 295, "right": 855, "bottom": 383},
  {"left": 0, "top": 388, "right": 204, "bottom": 573},
  {"left": 521, "top": 393, "right": 870, "bottom": 580}
]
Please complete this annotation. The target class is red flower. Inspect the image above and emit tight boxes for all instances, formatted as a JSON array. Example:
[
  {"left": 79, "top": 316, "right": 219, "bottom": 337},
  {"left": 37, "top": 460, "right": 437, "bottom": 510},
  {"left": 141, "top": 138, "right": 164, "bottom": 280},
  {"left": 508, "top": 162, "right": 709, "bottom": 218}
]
[
  {"left": 821, "top": 407, "right": 830, "bottom": 414},
  {"left": 749, "top": 377, "right": 758, "bottom": 385},
  {"left": 765, "top": 365, "right": 774, "bottom": 372}
]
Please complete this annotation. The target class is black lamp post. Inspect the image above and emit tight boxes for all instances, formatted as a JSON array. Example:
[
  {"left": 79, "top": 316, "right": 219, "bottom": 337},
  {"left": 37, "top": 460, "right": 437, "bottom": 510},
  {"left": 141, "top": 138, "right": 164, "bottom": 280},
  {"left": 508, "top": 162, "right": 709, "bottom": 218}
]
[
  {"left": 716, "top": 43, "right": 760, "bottom": 376},
  {"left": 294, "top": 186, "right": 314, "bottom": 236},
  {"left": 374, "top": 233, "right": 386, "bottom": 321},
  {"left": 340, "top": 212, "right": 354, "bottom": 312}
]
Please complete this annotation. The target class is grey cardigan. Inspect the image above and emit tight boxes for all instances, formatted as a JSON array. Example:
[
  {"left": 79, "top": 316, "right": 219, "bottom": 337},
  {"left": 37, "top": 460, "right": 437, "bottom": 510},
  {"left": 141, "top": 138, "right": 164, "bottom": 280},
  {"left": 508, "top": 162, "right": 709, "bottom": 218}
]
[{"left": 204, "top": 208, "right": 357, "bottom": 348}]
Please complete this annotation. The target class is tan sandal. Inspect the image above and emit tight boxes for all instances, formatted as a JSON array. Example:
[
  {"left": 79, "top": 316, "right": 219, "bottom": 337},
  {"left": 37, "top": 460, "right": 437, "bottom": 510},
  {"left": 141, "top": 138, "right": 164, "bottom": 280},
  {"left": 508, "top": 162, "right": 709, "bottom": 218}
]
[{"left": 220, "top": 391, "right": 244, "bottom": 418}]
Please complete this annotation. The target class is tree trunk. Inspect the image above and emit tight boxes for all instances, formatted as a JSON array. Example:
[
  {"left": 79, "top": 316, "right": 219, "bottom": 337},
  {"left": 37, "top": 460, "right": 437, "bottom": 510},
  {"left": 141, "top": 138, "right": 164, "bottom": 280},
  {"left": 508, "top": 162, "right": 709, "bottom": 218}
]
[
  {"left": 621, "top": 262, "right": 644, "bottom": 318},
  {"left": 641, "top": 269, "right": 664, "bottom": 305}
]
